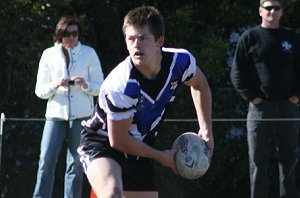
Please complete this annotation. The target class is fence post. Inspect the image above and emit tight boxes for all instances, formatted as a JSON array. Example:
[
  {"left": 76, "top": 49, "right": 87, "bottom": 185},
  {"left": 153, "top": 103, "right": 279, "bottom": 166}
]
[{"left": 0, "top": 113, "right": 5, "bottom": 177}]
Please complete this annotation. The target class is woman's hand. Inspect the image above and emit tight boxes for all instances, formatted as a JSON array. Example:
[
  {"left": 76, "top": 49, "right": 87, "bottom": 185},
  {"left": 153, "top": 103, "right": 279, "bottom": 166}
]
[
  {"left": 53, "top": 77, "right": 70, "bottom": 88},
  {"left": 70, "top": 76, "right": 88, "bottom": 89}
]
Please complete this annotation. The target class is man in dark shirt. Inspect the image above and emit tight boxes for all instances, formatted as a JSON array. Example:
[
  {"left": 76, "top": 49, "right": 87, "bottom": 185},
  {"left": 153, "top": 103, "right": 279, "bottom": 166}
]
[{"left": 230, "top": 0, "right": 300, "bottom": 197}]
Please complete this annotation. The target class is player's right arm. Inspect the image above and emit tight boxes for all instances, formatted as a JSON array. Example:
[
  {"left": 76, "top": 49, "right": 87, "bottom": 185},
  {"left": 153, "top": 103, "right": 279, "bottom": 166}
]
[{"left": 107, "top": 118, "right": 177, "bottom": 173}]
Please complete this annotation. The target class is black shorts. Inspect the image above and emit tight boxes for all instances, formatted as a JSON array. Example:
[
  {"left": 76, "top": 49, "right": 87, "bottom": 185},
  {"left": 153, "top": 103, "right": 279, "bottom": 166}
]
[{"left": 78, "top": 142, "right": 158, "bottom": 191}]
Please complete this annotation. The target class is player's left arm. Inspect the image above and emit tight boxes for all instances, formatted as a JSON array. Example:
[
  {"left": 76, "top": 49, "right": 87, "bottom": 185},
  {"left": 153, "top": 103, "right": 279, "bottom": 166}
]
[{"left": 185, "top": 66, "right": 214, "bottom": 153}]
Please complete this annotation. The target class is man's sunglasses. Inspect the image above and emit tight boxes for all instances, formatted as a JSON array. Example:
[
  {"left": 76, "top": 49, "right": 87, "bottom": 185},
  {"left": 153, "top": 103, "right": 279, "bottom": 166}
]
[
  {"left": 261, "top": 5, "right": 282, "bottom": 11},
  {"left": 63, "top": 30, "right": 79, "bottom": 37}
]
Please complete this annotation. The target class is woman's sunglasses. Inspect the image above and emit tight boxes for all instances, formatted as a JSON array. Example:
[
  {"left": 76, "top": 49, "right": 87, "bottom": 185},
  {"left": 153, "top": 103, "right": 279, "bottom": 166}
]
[{"left": 63, "top": 30, "right": 79, "bottom": 37}]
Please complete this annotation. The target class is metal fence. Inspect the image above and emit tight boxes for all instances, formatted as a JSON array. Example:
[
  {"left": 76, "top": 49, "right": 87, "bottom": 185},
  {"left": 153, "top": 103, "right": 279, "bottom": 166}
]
[
  {"left": 1, "top": 112, "right": 300, "bottom": 174},
  {"left": 1, "top": 112, "right": 300, "bottom": 198}
]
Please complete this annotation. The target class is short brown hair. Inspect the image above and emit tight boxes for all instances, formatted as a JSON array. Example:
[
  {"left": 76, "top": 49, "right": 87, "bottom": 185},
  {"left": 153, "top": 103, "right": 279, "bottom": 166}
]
[
  {"left": 53, "top": 16, "right": 81, "bottom": 43},
  {"left": 260, "top": 0, "right": 282, "bottom": 6},
  {"left": 122, "top": 6, "right": 165, "bottom": 41}
]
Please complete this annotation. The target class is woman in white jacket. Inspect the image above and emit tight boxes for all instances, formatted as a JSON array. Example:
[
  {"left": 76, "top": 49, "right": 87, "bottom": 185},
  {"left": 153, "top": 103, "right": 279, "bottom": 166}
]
[{"left": 33, "top": 16, "right": 103, "bottom": 198}]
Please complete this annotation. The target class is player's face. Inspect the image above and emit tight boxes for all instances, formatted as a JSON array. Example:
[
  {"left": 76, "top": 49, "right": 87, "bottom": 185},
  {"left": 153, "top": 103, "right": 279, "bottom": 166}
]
[
  {"left": 125, "top": 25, "right": 163, "bottom": 68},
  {"left": 259, "top": 0, "right": 282, "bottom": 27},
  {"left": 62, "top": 25, "right": 79, "bottom": 49}
]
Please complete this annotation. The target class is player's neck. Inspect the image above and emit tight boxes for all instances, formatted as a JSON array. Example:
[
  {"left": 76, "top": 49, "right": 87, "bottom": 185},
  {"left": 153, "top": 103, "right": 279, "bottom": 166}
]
[{"left": 136, "top": 54, "right": 162, "bottom": 80}]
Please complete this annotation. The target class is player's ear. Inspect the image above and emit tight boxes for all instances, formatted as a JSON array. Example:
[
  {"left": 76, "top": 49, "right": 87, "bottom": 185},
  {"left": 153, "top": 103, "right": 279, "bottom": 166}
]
[{"left": 156, "top": 35, "right": 164, "bottom": 47}]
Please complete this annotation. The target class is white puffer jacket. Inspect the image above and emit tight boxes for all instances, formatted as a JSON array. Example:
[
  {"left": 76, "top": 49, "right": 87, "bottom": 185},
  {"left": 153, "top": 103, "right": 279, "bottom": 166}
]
[{"left": 35, "top": 42, "right": 103, "bottom": 120}]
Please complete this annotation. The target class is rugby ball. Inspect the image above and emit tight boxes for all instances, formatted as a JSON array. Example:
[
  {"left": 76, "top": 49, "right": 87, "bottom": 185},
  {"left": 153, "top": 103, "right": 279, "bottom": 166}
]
[{"left": 172, "top": 132, "right": 211, "bottom": 179}]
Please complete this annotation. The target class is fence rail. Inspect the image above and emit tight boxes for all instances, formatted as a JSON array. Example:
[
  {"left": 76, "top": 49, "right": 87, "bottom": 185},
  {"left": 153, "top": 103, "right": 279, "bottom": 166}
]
[
  {"left": 0, "top": 112, "right": 300, "bottom": 197},
  {"left": 1, "top": 113, "right": 300, "bottom": 173}
]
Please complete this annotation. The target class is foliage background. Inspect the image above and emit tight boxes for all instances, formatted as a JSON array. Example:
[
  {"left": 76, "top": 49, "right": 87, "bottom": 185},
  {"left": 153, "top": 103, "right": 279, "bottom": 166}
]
[{"left": 1, "top": 0, "right": 300, "bottom": 197}]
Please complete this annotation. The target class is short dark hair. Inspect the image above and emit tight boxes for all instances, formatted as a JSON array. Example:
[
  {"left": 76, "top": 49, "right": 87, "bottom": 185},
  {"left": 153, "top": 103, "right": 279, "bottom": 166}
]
[
  {"left": 53, "top": 16, "right": 81, "bottom": 43},
  {"left": 260, "top": 0, "right": 282, "bottom": 6},
  {"left": 122, "top": 6, "right": 165, "bottom": 41}
]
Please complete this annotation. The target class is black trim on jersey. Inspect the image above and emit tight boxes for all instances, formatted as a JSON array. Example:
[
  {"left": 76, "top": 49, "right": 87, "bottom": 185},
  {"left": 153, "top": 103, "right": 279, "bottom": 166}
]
[
  {"left": 185, "top": 73, "right": 194, "bottom": 82},
  {"left": 81, "top": 103, "right": 107, "bottom": 132},
  {"left": 129, "top": 51, "right": 174, "bottom": 99},
  {"left": 105, "top": 95, "right": 136, "bottom": 112}
]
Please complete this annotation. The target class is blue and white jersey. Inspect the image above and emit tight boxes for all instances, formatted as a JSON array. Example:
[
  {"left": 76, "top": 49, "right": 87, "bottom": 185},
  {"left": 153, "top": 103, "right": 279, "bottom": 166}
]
[{"left": 80, "top": 47, "right": 196, "bottom": 146}]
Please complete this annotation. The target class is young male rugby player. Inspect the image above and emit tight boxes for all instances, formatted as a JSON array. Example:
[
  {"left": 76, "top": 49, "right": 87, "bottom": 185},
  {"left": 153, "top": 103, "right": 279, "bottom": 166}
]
[{"left": 78, "top": 6, "right": 214, "bottom": 198}]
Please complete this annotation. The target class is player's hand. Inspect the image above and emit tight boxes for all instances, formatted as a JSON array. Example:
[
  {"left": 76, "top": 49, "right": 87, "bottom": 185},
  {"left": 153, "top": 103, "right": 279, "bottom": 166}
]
[
  {"left": 157, "top": 149, "right": 178, "bottom": 174},
  {"left": 198, "top": 129, "right": 214, "bottom": 157}
]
